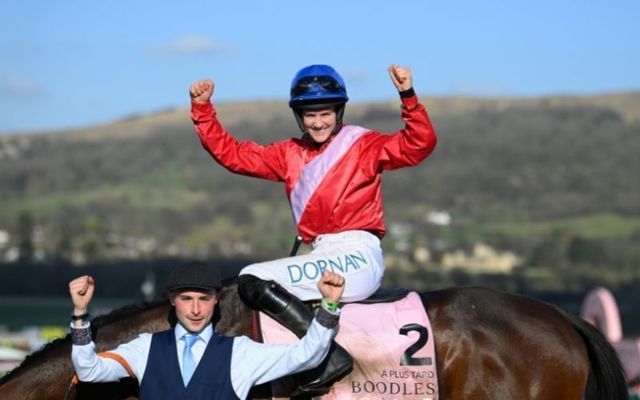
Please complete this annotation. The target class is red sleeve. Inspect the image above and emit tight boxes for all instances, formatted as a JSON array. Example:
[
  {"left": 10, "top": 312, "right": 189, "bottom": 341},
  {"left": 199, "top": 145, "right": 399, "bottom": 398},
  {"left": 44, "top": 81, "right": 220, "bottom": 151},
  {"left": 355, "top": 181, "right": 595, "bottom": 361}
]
[
  {"left": 376, "top": 95, "right": 437, "bottom": 170},
  {"left": 191, "top": 101, "right": 286, "bottom": 181}
]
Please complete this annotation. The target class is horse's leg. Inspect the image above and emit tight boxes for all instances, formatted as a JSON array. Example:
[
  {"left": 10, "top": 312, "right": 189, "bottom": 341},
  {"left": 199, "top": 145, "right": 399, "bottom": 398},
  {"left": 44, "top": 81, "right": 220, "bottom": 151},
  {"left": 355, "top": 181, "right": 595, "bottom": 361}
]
[{"left": 422, "top": 288, "right": 589, "bottom": 400}]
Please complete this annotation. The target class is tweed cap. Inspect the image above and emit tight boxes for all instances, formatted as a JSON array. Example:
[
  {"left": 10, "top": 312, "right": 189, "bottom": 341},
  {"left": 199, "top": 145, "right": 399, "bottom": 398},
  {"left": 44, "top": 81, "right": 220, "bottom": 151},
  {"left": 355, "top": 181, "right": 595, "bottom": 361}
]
[{"left": 166, "top": 261, "right": 222, "bottom": 292}]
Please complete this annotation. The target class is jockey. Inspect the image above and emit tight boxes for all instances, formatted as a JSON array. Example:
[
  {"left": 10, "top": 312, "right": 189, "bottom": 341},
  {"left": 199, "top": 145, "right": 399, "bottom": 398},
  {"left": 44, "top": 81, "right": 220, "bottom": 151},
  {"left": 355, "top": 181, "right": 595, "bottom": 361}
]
[{"left": 189, "top": 64, "right": 437, "bottom": 394}]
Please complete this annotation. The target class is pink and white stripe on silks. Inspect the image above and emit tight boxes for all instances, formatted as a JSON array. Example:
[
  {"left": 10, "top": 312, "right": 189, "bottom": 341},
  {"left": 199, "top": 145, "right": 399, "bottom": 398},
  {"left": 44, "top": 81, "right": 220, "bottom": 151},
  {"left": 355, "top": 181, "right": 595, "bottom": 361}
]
[{"left": 290, "top": 125, "right": 370, "bottom": 224}]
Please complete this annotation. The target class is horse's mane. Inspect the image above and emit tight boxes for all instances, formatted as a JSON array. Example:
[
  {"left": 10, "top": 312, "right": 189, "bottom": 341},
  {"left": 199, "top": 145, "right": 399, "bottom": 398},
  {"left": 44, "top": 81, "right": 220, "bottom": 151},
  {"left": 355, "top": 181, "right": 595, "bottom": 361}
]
[
  {"left": 0, "top": 334, "right": 70, "bottom": 384},
  {"left": 90, "top": 297, "right": 169, "bottom": 328},
  {"left": 0, "top": 297, "right": 170, "bottom": 384}
]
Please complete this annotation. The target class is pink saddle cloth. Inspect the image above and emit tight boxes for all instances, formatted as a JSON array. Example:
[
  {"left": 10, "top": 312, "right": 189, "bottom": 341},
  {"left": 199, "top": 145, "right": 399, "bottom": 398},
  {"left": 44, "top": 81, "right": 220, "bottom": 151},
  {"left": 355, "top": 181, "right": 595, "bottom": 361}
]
[{"left": 259, "top": 291, "right": 439, "bottom": 399}]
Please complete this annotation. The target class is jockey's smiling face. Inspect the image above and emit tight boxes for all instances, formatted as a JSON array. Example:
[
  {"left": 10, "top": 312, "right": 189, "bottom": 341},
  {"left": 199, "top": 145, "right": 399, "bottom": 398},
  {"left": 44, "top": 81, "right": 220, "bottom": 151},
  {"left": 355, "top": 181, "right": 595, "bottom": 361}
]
[
  {"left": 170, "top": 290, "right": 218, "bottom": 334},
  {"left": 302, "top": 107, "right": 337, "bottom": 144}
]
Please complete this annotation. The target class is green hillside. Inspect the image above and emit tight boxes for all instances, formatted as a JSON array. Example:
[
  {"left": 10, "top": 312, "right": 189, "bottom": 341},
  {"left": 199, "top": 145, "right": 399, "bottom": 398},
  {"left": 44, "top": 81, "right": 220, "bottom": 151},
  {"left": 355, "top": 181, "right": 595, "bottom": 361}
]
[{"left": 0, "top": 93, "right": 638, "bottom": 290}]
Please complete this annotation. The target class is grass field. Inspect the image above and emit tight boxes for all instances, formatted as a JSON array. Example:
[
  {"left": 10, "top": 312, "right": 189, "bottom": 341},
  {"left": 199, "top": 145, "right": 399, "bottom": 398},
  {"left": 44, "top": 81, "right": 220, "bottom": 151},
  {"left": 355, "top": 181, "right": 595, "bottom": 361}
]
[{"left": 481, "top": 213, "right": 640, "bottom": 240}]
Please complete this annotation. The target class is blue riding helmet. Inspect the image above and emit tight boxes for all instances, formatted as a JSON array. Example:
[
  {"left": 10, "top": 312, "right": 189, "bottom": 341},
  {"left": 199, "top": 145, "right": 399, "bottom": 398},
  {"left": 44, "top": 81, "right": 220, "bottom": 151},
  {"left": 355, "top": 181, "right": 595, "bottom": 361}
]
[
  {"left": 289, "top": 64, "right": 348, "bottom": 109},
  {"left": 289, "top": 65, "right": 349, "bottom": 134}
]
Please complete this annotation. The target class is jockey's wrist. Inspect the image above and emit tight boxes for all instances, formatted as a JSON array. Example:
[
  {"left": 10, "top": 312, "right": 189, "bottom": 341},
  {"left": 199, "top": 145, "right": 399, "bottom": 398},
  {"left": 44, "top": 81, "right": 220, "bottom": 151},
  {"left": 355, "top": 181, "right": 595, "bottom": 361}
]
[{"left": 399, "top": 87, "right": 416, "bottom": 98}]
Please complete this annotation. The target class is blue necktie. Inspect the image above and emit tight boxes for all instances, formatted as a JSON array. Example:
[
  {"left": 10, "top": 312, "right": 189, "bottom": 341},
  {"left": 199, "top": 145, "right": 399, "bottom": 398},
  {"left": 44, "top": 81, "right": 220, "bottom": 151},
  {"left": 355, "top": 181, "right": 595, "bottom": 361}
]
[{"left": 181, "top": 334, "right": 199, "bottom": 385}]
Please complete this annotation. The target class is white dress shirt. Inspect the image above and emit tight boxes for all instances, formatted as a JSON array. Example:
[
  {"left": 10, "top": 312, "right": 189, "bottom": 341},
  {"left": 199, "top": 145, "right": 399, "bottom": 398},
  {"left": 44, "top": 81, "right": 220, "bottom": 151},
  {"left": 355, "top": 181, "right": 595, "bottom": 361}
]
[{"left": 71, "top": 314, "right": 337, "bottom": 399}]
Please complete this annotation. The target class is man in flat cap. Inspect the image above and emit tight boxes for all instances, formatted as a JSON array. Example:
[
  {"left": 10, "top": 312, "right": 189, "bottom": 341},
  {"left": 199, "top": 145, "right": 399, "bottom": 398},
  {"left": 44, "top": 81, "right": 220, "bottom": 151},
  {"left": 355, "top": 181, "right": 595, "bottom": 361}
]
[{"left": 69, "top": 261, "right": 345, "bottom": 399}]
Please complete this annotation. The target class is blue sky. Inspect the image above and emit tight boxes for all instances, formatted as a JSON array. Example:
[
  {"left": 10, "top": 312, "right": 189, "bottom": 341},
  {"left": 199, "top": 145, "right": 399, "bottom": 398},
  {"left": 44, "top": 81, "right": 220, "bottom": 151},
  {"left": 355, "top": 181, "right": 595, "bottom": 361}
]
[{"left": 1, "top": 0, "right": 639, "bottom": 133}]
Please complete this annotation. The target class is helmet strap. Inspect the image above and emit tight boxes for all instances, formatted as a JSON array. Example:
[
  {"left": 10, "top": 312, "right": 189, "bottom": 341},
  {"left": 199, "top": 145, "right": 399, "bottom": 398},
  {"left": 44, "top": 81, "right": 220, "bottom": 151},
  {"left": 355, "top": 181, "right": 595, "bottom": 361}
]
[
  {"left": 333, "top": 104, "right": 346, "bottom": 134},
  {"left": 293, "top": 109, "right": 305, "bottom": 133}
]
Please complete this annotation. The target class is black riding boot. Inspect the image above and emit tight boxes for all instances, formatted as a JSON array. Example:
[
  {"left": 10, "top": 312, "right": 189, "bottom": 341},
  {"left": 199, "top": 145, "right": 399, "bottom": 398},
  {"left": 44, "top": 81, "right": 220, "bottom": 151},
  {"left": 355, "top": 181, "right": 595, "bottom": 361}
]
[{"left": 237, "top": 274, "right": 353, "bottom": 396}]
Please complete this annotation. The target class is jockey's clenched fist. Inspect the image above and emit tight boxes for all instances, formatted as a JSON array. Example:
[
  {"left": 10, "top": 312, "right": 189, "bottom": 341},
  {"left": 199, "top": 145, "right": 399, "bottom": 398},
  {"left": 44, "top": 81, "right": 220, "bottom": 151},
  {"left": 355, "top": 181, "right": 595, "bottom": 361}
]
[
  {"left": 388, "top": 65, "right": 413, "bottom": 92},
  {"left": 190, "top": 80, "right": 214, "bottom": 104}
]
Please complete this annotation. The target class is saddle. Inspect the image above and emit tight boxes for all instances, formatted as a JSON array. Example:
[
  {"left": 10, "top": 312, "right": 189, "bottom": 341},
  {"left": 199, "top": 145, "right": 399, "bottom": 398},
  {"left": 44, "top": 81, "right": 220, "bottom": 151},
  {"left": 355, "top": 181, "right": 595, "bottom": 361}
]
[
  {"left": 253, "top": 289, "right": 440, "bottom": 399},
  {"left": 353, "top": 287, "right": 409, "bottom": 304}
]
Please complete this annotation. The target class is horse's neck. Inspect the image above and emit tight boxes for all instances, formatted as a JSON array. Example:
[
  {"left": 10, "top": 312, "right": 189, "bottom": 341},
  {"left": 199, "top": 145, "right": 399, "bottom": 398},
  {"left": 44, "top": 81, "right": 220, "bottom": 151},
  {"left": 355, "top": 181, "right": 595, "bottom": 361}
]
[{"left": 0, "top": 337, "right": 73, "bottom": 400}]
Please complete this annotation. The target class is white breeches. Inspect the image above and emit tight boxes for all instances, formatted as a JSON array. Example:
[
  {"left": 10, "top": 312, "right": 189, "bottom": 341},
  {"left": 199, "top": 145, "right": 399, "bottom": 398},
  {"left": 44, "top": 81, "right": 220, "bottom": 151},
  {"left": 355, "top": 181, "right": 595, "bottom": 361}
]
[{"left": 240, "top": 230, "right": 384, "bottom": 302}]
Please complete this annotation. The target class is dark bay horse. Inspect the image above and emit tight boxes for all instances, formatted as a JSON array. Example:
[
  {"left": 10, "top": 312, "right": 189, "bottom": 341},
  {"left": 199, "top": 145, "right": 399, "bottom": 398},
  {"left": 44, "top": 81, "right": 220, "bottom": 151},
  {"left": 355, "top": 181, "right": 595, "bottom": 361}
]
[{"left": 0, "top": 282, "right": 628, "bottom": 400}]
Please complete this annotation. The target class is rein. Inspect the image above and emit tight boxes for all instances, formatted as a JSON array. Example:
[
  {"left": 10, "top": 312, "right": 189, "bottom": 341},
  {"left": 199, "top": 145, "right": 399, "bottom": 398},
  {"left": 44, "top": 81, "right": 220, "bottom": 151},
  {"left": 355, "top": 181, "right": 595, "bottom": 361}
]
[{"left": 63, "top": 377, "right": 75, "bottom": 400}]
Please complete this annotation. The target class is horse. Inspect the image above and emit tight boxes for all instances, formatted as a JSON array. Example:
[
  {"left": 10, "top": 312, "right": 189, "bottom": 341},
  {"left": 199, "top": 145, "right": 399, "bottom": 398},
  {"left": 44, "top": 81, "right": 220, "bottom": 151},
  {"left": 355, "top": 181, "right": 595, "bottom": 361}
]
[{"left": 0, "top": 280, "right": 629, "bottom": 400}]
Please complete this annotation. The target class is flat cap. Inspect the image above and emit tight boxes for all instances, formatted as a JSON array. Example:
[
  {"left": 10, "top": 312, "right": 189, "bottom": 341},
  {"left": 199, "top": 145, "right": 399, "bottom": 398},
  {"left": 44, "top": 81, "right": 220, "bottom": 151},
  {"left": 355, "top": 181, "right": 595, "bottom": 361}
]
[{"left": 166, "top": 261, "right": 222, "bottom": 292}]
